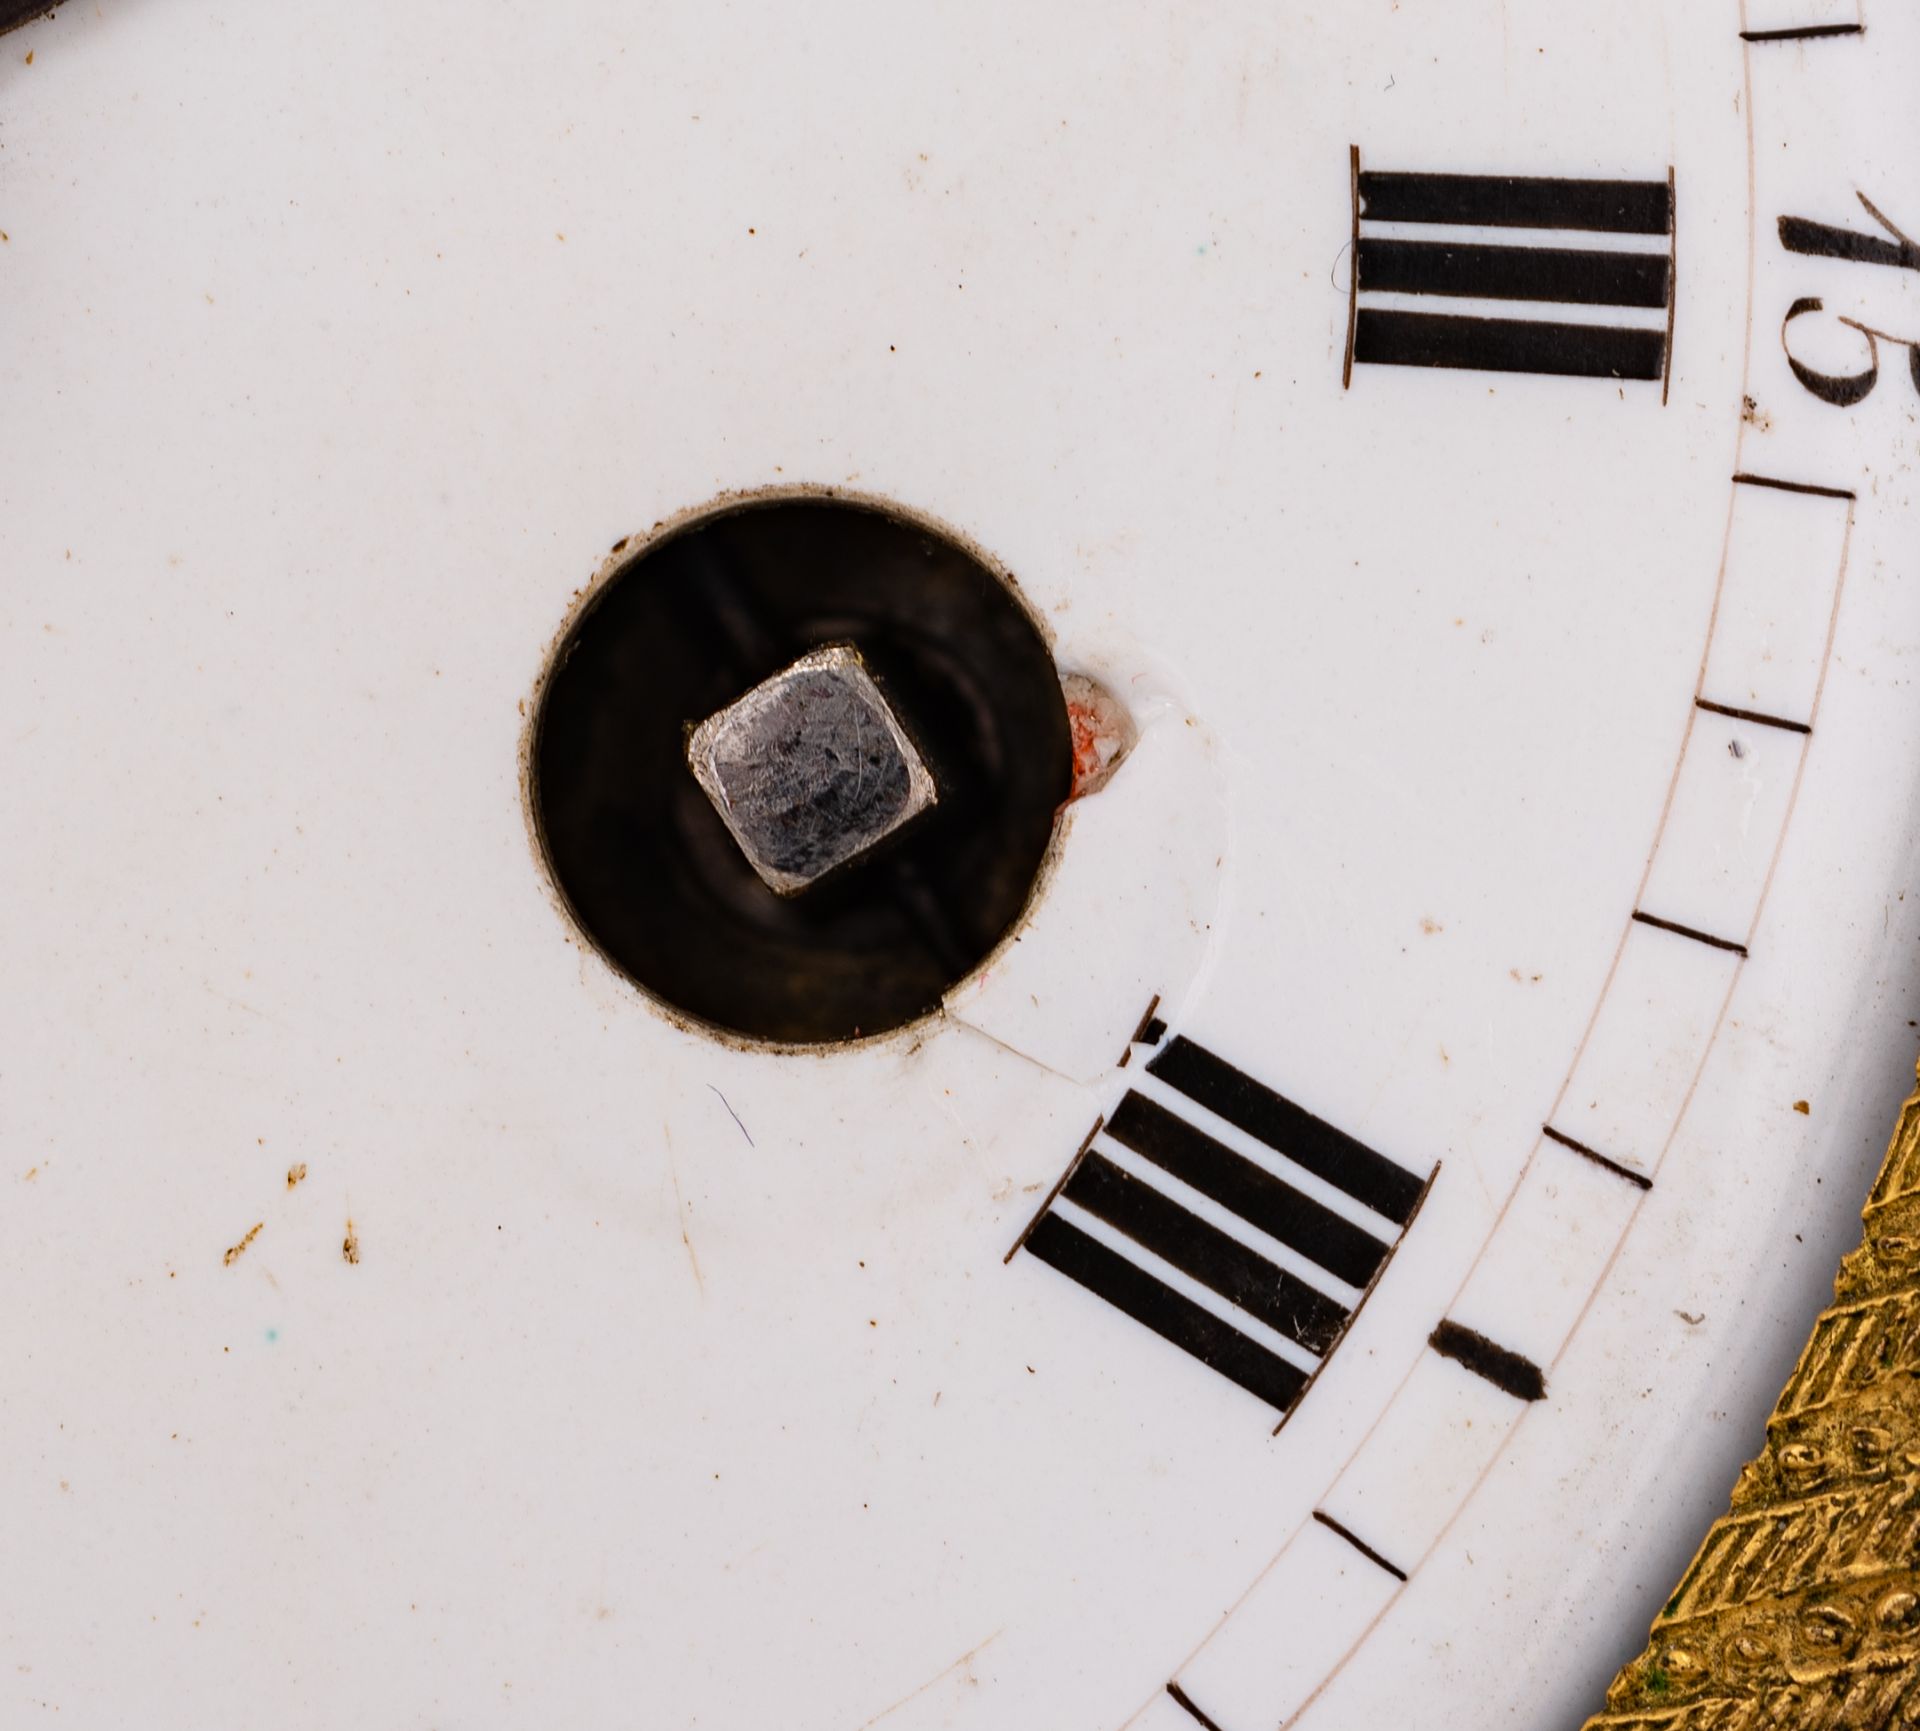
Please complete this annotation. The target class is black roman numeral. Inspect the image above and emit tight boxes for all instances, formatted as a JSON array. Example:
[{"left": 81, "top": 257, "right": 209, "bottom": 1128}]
[
  {"left": 1344, "top": 151, "right": 1676, "bottom": 396},
  {"left": 1011, "top": 1025, "right": 1435, "bottom": 1425}
]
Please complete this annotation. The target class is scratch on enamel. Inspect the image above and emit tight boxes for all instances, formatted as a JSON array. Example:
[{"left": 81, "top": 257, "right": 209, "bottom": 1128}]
[
  {"left": 666, "top": 1127, "right": 704, "bottom": 1296},
  {"left": 853, "top": 1629, "right": 1002, "bottom": 1729}
]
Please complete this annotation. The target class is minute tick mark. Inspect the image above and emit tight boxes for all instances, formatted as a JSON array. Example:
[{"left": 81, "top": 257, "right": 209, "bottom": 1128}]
[
  {"left": 1630, "top": 911, "right": 1750, "bottom": 958},
  {"left": 1429, "top": 1320, "right": 1547, "bottom": 1403},
  {"left": 1166, "top": 1682, "right": 1229, "bottom": 1731},
  {"left": 1740, "top": 22, "right": 1863, "bottom": 41},
  {"left": 1311, "top": 1510, "right": 1409, "bottom": 1582},
  {"left": 1694, "top": 698, "right": 1812, "bottom": 736},
  {"left": 1732, "top": 471, "right": 1857, "bottom": 502},
  {"left": 1543, "top": 1125, "right": 1654, "bottom": 1192}
]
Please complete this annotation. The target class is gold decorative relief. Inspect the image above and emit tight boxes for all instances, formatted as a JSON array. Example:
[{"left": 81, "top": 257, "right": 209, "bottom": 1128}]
[{"left": 1584, "top": 1065, "right": 1920, "bottom": 1729}]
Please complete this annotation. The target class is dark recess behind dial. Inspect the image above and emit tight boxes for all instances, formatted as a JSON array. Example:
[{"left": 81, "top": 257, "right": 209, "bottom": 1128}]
[
  {"left": 531, "top": 497, "right": 1071, "bottom": 1045},
  {"left": 0, "top": 1, "right": 62, "bottom": 36}
]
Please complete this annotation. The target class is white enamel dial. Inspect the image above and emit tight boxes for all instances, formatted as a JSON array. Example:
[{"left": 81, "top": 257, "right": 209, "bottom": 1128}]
[{"left": 3, "top": 4, "right": 1918, "bottom": 1728}]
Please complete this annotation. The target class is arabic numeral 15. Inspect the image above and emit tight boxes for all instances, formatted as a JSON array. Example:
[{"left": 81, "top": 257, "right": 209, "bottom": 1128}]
[{"left": 1777, "top": 191, "right": 1920, "bottom": 406}]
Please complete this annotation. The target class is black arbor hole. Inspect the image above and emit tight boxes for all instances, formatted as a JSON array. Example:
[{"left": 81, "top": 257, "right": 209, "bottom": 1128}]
[{"left": 530, "top": 494, "right": 1072, "bottom": 1045}]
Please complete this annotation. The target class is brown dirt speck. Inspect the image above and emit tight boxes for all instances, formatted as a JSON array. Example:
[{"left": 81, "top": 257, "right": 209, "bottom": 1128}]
[
  {"left": 286, "top": 1162, "right": 307, "bottom": 1189},
  {"left": 223, "top": 1223, "right": 263, "bottom": 1266},
  {"left": 342, "top": 1220, "right": 360, "bottom": 1264}
]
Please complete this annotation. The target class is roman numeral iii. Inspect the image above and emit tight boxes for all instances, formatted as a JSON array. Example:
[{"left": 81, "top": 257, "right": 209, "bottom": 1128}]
[
  {"left": 1344, "top": 152, "right": 1677, "bottom": 396},
  {"left": 1011, "top": 1028, "right": 1435, "bottom": 1425}
]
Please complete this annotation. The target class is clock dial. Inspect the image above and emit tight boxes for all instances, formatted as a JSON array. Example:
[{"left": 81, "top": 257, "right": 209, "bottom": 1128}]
[{"left": 2, "top": 4, "right": 1917, "bottom": 1729}]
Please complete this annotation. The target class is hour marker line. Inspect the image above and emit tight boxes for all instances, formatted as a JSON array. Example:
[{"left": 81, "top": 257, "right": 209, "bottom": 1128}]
[
  {"left": 1117, "top": 993, "right": 1165, "bottom": 1068},
  {"left": 1695, "top": 698, "right": 1811, "bottom": 735},
  {"left": 1732, "top": 470, "right": 1857, "bottom": 501},
  {"left": 1343, "top": 144, "right": 1361, "bottom": 390},
  {"left": 1356, "top": 237, "right": 1673, "bottom": 307},
  {"left": 1542, "top": 1125, "right": 1653, "bottom": 1191},
  {"left": 1631, "top": 910, "right": 1749, "bottom": 957},
  {"left": 1357, "top": 171, "right": 1672, "bottom": 234},
  {"left": 1739, "top": 23, "right": 1863, "bottom": 41},
  {"left": 1166, "top": 1683, "right": 1228, "bottom": 1731},
  {"left": 1429, "top": 1319, "right": 1547, "bottom": 1402},
  {"left": 1353, "top": 309, "right": 1667, "bottom": 381},
  {"left": 1311, "top": 1510, "right": 1409, "bottom": 1582},
  {"left": 1271, "top": 1161, "right": 1441, "bottom": 1437},
  {"left": 1662, "top": 165, "right": 1676, "bottom": 405},
  {"left": 1005, "top": 1116, "right": 1102, "bottom": 1265}
]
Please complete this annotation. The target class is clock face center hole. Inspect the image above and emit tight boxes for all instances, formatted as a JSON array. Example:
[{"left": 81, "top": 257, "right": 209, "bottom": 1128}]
[{"left": 529, "top": 492, "right": 1072, "bottom": 1046}]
